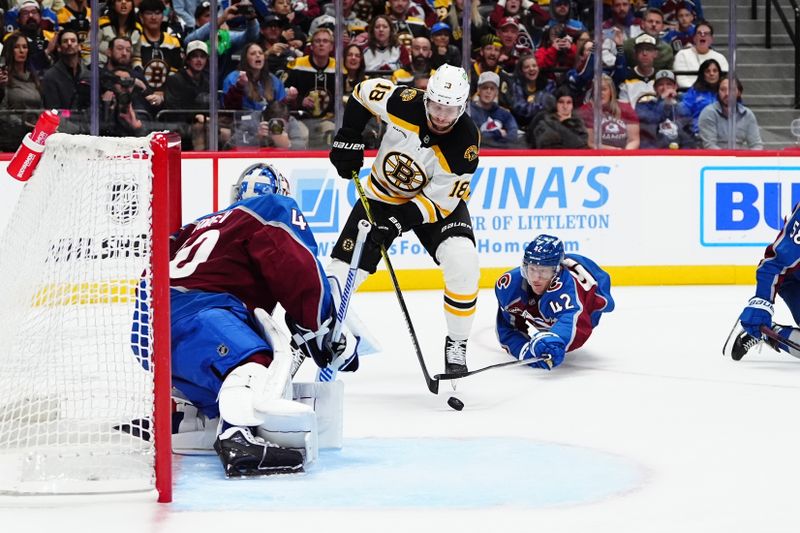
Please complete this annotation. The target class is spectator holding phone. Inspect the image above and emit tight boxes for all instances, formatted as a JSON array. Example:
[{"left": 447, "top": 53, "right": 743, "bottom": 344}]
[
  {"left": 535, "top": 24, "right": 576, "bottom": 83},
  {"left": 0, "top": 31, "right": 43, "bottom": 111}
]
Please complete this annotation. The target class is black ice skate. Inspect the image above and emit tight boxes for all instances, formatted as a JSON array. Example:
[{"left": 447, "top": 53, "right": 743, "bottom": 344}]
[
  {"left": 730, "top": 327, "right": 781, "bottom": 361},
  {"left": 213, "top": 426, "right": 304, "bottom": 477},
  {"left": 444, "top": 336, "right": 468, "bottom": 375}
]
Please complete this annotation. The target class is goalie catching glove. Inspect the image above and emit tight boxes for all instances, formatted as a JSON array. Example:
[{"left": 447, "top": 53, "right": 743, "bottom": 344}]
[
  {"left": 329, "top": 128, "right": 365, "bottom": 180},
  {"left": 520, "top": 331, "right": 566, "bottom": 370},
  {"left": 738, "top": 296, "right": 773, "bottom": 339}
]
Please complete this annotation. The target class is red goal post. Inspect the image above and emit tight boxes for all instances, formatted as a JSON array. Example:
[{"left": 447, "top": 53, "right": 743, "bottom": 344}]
[{"left": 0, "top": 132, "right": 180, "bottom": 503}]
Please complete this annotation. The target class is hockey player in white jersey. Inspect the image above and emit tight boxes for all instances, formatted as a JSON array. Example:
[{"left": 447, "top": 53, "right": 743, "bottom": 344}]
[{"left": 328, "top": 64, "right": 481, "bottom": 375}]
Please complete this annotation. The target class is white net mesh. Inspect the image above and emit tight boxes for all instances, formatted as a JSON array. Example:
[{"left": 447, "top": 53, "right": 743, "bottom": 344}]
[{"left": 0, "top": 134, "right": 158, "bottom": 495}]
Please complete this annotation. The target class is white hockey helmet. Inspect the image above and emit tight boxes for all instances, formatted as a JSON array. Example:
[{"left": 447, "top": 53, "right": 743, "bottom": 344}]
[
  {"left": 231, "top": 163, "right": 291, "bottom": 204},
  {"left": 424, "top": 63, "right": 470, "bottom": 130}
]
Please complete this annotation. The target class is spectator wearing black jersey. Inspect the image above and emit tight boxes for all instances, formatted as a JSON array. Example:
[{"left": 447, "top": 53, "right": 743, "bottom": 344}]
[
  {"left": 56, "top": 0, "right": 92, "bottom": 66},
  {"left": 284, "top": 26, "right": 334, "bottom": 148},
  {"left": 41, "top": 29, "right": 84, "bottom": 112},
  {"left": 137, "top": 0, "right": 184, "bottom": 112}
]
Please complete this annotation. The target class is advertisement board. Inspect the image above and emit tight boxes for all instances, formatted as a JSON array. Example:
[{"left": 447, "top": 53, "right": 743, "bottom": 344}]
[{"left": 3, "top": 150, "right": 799, "bottom": 287}]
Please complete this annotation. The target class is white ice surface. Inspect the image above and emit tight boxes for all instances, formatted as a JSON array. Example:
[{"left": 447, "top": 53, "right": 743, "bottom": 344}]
[{"left": 2, "top": 285, "right": 800, "bottom": 533}]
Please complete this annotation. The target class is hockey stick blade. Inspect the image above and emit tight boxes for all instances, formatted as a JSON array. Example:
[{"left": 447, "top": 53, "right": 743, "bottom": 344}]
[
  {"left": 760, "top": 325, "right": 800, "bottom": 353},
  {"left": 434, "top": 355, "right": 550, "bottom": 381},
  {"left": 353, "top": 172, "right": 439, "bottom": 394}
]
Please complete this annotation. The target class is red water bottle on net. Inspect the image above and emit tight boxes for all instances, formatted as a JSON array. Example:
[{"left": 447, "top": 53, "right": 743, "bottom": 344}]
[{"left": 6, "top": 109, "right": 60, "bottom": 182}]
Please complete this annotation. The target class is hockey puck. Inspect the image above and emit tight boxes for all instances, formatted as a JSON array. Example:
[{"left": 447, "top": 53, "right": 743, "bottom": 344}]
[{"left": 447, "top": 396, "right": 464, "bottom": 411}]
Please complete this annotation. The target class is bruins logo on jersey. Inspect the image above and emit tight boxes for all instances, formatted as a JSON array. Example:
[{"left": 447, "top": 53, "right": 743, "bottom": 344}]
[
  {"left": 400, "top": 88, "right": 417, "bottom": 101},
  {"left": 342, "top": 238, "right": 355, "bottom": 252},
  {"left": 144, "top": 58, "right": 169, "bottom": 89},
  {"left": 464, "top": 145, "right": 478, "bottom": 162},
  {"left": 383, "top": 152, "right": 427, "bottom": 192}
]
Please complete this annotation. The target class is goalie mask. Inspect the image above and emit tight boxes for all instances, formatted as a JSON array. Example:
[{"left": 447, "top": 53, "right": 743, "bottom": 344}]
[
  {"left": 424, "top": 64, "right": 470, "bottom": 133},
  {"left": 521, "top": 234, "right": 564, "bottom": 288},
  {"left": 230, "top": 163, "right": 291, "bottom": 204}
]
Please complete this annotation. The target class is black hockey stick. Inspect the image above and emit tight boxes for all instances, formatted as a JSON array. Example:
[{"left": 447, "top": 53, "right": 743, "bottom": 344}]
[
  {"left": 434, "top": 355, "right": 551, "bottom": 381},
  {"left": 761, "top": 325, "right": 800, "bottom": 353},
  {"left": 352, "top": 171, "right": 439, "bottom": 394}
]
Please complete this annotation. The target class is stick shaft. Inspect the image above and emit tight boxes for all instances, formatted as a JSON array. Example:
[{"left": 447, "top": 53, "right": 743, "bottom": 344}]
[
  {"left": 761, "top": 325, "right": 800, "bottom": 352},
  {"left": 434, "top": 355, "right": 550, "bottom": 381},
  {"left": 352, "top": 173, "right": 439, "bottom": 394}
]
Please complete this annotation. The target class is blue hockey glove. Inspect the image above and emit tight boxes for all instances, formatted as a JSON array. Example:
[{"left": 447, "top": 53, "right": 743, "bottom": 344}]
[
  {"left": 523, "top": 331, "right": 566, "bottom": 370},
  {"left": 738, "top": 297, "right": 773, "bottom": 339}
]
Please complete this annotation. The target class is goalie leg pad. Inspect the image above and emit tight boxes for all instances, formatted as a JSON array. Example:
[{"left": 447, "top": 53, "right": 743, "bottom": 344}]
[
  {"left": 255, "top": 398, "right": 318, "bottom": 466},
  {"left": 218, "top": 362, "right": 272, "bottom": 427},
  {"left": 292, "top": 381, "right": 344, "bottom": 449},
  {"left": 436, "top": 236, "right": 479, "bottom": 339},
  {"left": 171, "top": 397, "right": 219, "bottom": 455}
]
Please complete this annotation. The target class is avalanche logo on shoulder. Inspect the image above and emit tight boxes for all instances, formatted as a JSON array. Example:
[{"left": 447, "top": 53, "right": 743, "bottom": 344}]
[
  {"left": 700, "top": 166, "right": 800, "bottom": 247},
  {"left": 292, "top": 171, "right": 339, "bottom": 233}
]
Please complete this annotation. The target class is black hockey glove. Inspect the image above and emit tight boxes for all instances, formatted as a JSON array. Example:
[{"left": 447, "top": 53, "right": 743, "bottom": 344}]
[
  {"left": 368, "top": 214, "right": 403, "bottom": 249},
  {"left": 329, "top": 128, "right": 365, "bottom": 180}
]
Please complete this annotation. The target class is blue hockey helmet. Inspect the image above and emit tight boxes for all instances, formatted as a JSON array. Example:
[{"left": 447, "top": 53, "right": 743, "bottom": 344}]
[
  {"left": 523, "top": 235, "right": 564, "bottom": 267},
  {"left": 521, "top": 235, "right": 564, "bottom": 286},
  {"left": 230, "top": 163, "right": 290, "bottom": 203}
]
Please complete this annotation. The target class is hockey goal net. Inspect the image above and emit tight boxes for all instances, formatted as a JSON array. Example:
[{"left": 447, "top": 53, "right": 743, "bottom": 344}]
[{"left": 0, "top": 133, "right": 179, "bottom": 502}]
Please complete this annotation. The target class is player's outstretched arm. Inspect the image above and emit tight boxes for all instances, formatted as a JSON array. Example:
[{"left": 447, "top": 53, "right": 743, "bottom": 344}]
[{"left": 329, "top": 92, "right": 374, "bottom": 180}]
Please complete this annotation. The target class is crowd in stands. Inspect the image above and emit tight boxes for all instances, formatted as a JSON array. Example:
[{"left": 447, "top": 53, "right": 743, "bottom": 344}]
[{"left": 0, "top": 0, "right": 764, "bottom": 151}]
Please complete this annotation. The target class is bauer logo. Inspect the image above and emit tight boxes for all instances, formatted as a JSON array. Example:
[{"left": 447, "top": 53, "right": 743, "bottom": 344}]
[
  {"left": 292, "top": 171, "right": 339, "bottom": 233},
  {"left": 700, "top": 166, "right": 800, "bottom": 246}
]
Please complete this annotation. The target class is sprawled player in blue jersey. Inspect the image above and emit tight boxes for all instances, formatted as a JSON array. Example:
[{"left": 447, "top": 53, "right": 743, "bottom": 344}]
[
  {"left": 494, "top": 235, "right": 614, "bottom": 370},
  {"left": 731, "top": 202, "right": 800, "bottom": 361},
  {"left": 133, "top": 163, "right": 356, "bottom": 477}
]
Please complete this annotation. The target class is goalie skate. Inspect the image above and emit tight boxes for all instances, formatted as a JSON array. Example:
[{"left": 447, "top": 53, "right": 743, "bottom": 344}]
[{"left": 213, "top": 426, "right": 304, "bottom": 477}]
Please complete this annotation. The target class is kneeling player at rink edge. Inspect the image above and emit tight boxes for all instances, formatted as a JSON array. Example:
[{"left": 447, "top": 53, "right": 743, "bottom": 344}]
[
  {"left": 327, "top": 64, "right": 481, "bottom": 375},
  {"left": 730, "top": 202, "right": 800, "bottom": 361},
  {"left": 150, "top": 163, "right": 357, "bottom": 477},
  {"left": 495, "top": 235, "right": 614, "bottom": 369}
]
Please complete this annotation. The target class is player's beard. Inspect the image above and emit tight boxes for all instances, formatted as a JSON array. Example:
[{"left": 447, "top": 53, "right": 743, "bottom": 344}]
[{"left": 427, "top": 116, "right": 456, "bottom": 135}]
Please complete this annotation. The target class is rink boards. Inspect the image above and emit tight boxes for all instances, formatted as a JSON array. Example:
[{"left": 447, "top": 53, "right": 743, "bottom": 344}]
[{"left": 3, "top": 149, "right": 800, "bottom": 287}]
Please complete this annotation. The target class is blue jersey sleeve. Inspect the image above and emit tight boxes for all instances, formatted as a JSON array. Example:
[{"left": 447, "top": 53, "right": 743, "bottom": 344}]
[
  {"left": 538, "top": 274, "right": 582, "bottom": 345},
  {"left": 494, "top": 269, "right": 533, "bottom": 359},
  {"left": 538, "top": 254, "right": 614, "bottom": 350},
  {"left": 243, "top": 195, "right": 334, "bottom": 330},
  {"left": 755, "top": 202, "right": 800, "bottom": 302}
]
